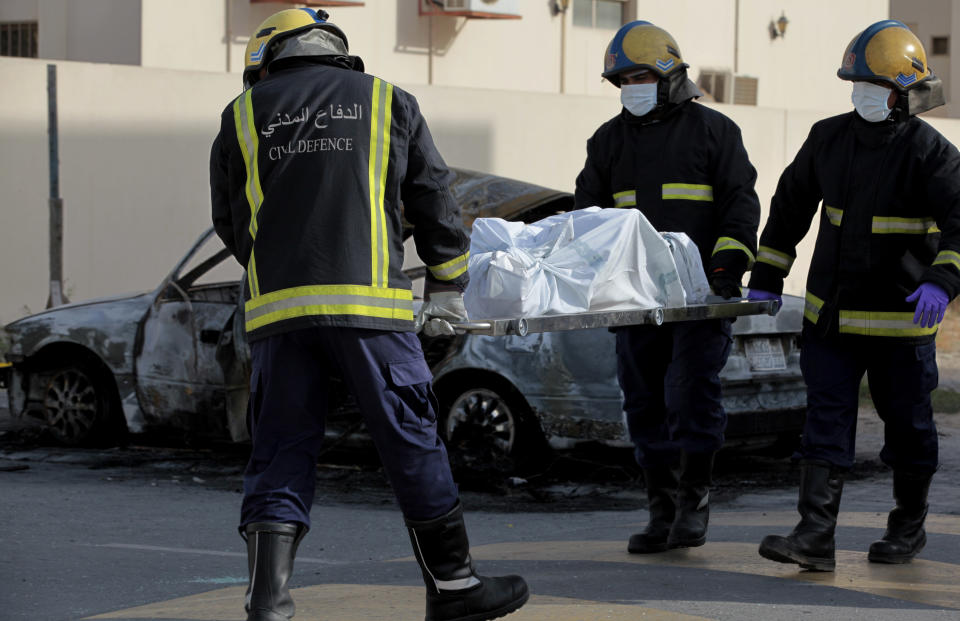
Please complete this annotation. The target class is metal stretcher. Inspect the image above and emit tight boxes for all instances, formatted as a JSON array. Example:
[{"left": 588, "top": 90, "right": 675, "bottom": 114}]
[{"left": 434, "top": 298, "right": 780, "bottom": 337}]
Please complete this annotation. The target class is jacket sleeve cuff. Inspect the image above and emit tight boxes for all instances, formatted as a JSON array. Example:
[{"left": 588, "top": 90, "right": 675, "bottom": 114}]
[
  {"left": 920, "top": 270, "right": 960, "bottom": 301},
  {"left": 707, "top": 250, "right": 749, "bottom": 282},
  {"left": 747, "top": 264, "right": 785, "bottom": 295}
]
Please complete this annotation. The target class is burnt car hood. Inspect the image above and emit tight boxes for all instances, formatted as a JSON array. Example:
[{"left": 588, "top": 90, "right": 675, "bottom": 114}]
[
  {"left": 404, "top": 168, "right": 574, "bottom": 238},
  {"left": 4, "top": 291, "right": 153, "bottom": 364},
  {"left": 5, "top": 291, "right": 152, "bottom": 327},
  {"left": 449, "top": 168, "right": 573, "bottom": 228}
]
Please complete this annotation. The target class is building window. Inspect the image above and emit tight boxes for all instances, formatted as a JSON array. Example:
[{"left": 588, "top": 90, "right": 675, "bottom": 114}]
[
  {"left": 932, "top": 36, "right": 949, "bottom": 55},
  {"left": 0, "top": 22, "right": 38, "bottom": 58},
  {"left": 572, "top": 0, "right": 626, "bottom": 29}
]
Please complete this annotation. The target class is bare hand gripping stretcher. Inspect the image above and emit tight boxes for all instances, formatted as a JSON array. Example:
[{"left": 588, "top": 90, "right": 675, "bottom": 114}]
[{"left": 428, "top": 298, "right": 779, "bottom": 337}]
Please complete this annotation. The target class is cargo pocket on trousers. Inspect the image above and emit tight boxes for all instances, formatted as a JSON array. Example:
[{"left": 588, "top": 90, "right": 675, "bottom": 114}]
[{"left": 387, "top": 358, "right": 440, "bottom": 425}]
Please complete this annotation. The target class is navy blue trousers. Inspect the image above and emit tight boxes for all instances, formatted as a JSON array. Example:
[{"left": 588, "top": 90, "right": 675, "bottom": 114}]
[
  {"left": 799, "top": 330, "right": 939, "bottom": 472},
  {"left": 240, "top": 327, "right": 459, "bottom": 530},
  {"left": 615, "top": 319, "right": 733, "bottom": 469}
]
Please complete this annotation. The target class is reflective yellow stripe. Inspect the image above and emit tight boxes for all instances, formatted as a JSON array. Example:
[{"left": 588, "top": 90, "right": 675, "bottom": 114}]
[
  {"left": 234, "top": 90, "right": 264, "bottom": 297},
  {"left": 825, "top": 205, "right": 843, "bottom": 226},
  {"left": 234, "top": 92, "right": 264, "bottom": 239},
  {"left": 247, "top": 251, "right": 260, "bottom": 298},
  {"left": 0, "top": 362, "right": 11, "bottom": 369},
  {"left": 838, "top": 311, "right": 938, "bottom": 337},
  {"left": 662, "top": 183, "right": 713, "bottom": 202},
  {"left": 369, "top": 78, "right": 394, "bottom": 288},
  {"left": 244, "top": 284, "right": 414, "bottom": 332},
  {"left": 429, "top": 252, "right": 470, "bottom": 281},
  {"left": 613, "top": 190, "right": 636, "bottom": 208},
  {"left": 804, "top": 290, "right": 824, "bottom": 324},
  {"left": 711, "top": 237, "right": 755, "bottom": 268},
  {"left": 757, "top": 245, "right": 794, "bottom": 272},
  {"left": 872, "top": 216, "right": 936, "bottom": 234},
  {"left": 933, "top": 250, "right": 960, "bottom": 275},
  {"left": 379, "top": 84, "right": 393, "bottom": 286}
]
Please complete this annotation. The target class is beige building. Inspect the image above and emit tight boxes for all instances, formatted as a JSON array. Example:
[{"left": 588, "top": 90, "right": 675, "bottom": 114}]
[
  {"left": 4, "top": 0, "right": 959, "bottom": 325},
  {"left": 891, "top": 0, "right": 960, "bottom": 118},
  {"left": 1, "top": 0, "right": 890, "bottom": 107}
]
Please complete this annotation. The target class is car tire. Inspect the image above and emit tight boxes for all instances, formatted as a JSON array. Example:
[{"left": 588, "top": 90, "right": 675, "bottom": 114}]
[
  {"left": 438, "top": 380, "right": 548, "bottom": 475},
  {"left": 40, "top": 361, "right": 125, "bottom": 447}
]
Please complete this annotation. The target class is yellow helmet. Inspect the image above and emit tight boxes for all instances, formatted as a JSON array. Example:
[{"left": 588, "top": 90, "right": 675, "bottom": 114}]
[
  {"left": 602, "top": 21, "right": 687, "bottom": 88},
  {"left": 243, "top": 8, "right": 348, "bottom": 87},
  {"left": 837, "top": 20, "right": 931, "bottom": 91}
]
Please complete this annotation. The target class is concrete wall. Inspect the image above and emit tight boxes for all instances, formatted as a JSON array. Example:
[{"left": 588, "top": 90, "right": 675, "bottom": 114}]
[
  {"left": 0, "top": 0, "right": 38, "bottom": 21},
  {"left": 0, "top": 0, "right": 144, "bottom": 65},
  {"left": 28, "top": 0, "right": 142, "bottom": 65},
  {"left": 5, "top": 55, "right": 960, "bottom": 325}
]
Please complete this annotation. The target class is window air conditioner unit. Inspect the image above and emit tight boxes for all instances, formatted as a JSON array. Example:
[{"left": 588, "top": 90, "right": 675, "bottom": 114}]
[
  {"left": 697, "top": 69, "right": 732, "bottom": 103},
  {"left": 732, "top": 75, "right": 759, "bottom": 106},
  {"left": 697, "top": 69, "right": 758, "bottom": 106},
  {"left": 420, "top": 0, "right": 521, "bottom": 18}
]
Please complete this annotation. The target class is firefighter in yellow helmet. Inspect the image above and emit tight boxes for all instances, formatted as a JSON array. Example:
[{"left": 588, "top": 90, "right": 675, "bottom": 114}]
[
  {"left": 576, "top": 21, "right": 761, "bottom": 554},
  {"left": 212, "top": 8, "right": 528, "bottom": 620},
  {"left": 751, "top": 20, "right": 959, "bottom": 572}
]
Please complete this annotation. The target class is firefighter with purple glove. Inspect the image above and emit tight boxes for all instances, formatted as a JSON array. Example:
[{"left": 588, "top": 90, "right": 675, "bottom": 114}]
[
  {"left": 748, "top": 20, "right": 960, "bottom": 572},
  {"left": 210, "top": 9, "right": 528, "bottom": 620}
]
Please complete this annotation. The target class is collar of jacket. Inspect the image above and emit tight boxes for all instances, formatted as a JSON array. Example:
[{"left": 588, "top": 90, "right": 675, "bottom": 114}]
[
  {"left": 849, "top": 110, "right": 906, "bottom": 148},
  {"left": 268, "top": 53, "right": 364, "bottom": 76}
]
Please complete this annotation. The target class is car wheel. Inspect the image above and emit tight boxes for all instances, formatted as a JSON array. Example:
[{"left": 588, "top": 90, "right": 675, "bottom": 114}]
[
  {"left": 41, "top": 363, "right": 123, "bottom": 446},
  {"left": 439, "top": 381, "right": 548, "bottom": 475},
  {"left": 445, "top": 387, "right": 517, "bottom": 459}
]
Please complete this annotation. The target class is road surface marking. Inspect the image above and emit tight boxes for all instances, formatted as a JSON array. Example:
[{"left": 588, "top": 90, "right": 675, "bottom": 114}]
[{"left": 85, "top": 584, "right": 709, "bottom": 620}]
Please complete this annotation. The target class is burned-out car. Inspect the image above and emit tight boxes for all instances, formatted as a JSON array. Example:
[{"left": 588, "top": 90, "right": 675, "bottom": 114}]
[{"left": 1, "top": 169, "right": 805, "bottom": 461}]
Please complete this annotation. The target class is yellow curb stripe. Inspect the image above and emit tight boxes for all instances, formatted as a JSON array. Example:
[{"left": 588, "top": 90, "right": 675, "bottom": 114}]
[{"left": 455, "top": 540, "right": 960, "bottom": 610}]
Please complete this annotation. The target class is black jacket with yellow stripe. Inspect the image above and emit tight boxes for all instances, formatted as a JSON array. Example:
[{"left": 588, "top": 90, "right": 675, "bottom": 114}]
[
  {"left": 210, "top": 62, "right": 469, "bottom": 341},
  {"left": 748, "top": 111, "right": 960, "bottom": 341},
  {"left": 574, "top": 100, "right": 760, "bottom": 282}
]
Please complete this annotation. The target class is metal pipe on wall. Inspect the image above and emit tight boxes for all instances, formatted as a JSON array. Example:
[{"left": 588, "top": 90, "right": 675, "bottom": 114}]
[
  {"left": 225, "top": 0, "right": 232, "bottom": 73},
  {"left": 734, "top": 0, "right": 739, "bottom": 74},
  {"left": 46, "top": 63, "right": 67, "bottom": 308},
  {"left": 557, "top": 0, "right": 569, "bottom": 94}
]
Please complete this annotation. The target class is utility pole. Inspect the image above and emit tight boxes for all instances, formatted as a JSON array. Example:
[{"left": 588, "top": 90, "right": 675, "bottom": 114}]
[
  {"left": 556, "top": 0, "right": 570, "bottom": 94},
  {"left": 46, "top": 64, "right": 68, "bottom": 308}
]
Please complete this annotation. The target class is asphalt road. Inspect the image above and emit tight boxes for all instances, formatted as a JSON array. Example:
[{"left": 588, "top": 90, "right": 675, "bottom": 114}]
[{"left": 2, "top": 390, "right": 960, "bottom": 621}]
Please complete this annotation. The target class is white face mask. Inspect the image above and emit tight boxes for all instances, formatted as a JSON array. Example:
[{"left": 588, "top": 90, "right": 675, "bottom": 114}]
[
  {"left": 852, "top": 82, "right": 893, "bottom": 122},
  {"left": 621, "top": 83, "right": 658, "bottom": 117}
]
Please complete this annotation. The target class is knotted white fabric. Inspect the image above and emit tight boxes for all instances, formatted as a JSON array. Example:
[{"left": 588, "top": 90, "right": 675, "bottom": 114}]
[{"left": 465, "top": 207, "right": 697, "bottom": 319}]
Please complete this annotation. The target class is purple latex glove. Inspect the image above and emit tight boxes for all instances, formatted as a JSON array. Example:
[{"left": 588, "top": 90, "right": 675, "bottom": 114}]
[
  {"left": 747, "top": 288, "right": 782, "bottom": 314},
  {"left": 906, "top": 282, "right": 949, "bottom": 328}
]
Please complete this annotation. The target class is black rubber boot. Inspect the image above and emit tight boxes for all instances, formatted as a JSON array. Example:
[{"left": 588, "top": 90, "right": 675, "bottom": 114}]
[
  {"left": 759, "top": 462, "right": 843, "bottom": 572},
  {"left": 406, "top": 501, "right": 529, "bottom": 621},
  {"left": 868, "top": 470, "right": 933, "bottom": 564},
  {"left": 243, "top": 522, "right": 305, "bottom": 621},
  {"left": 668, "top": 451, "right": 714, "bottom": 549},
  {"left": 628, "top": 466, "right": 679, "bottom": 553}
]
